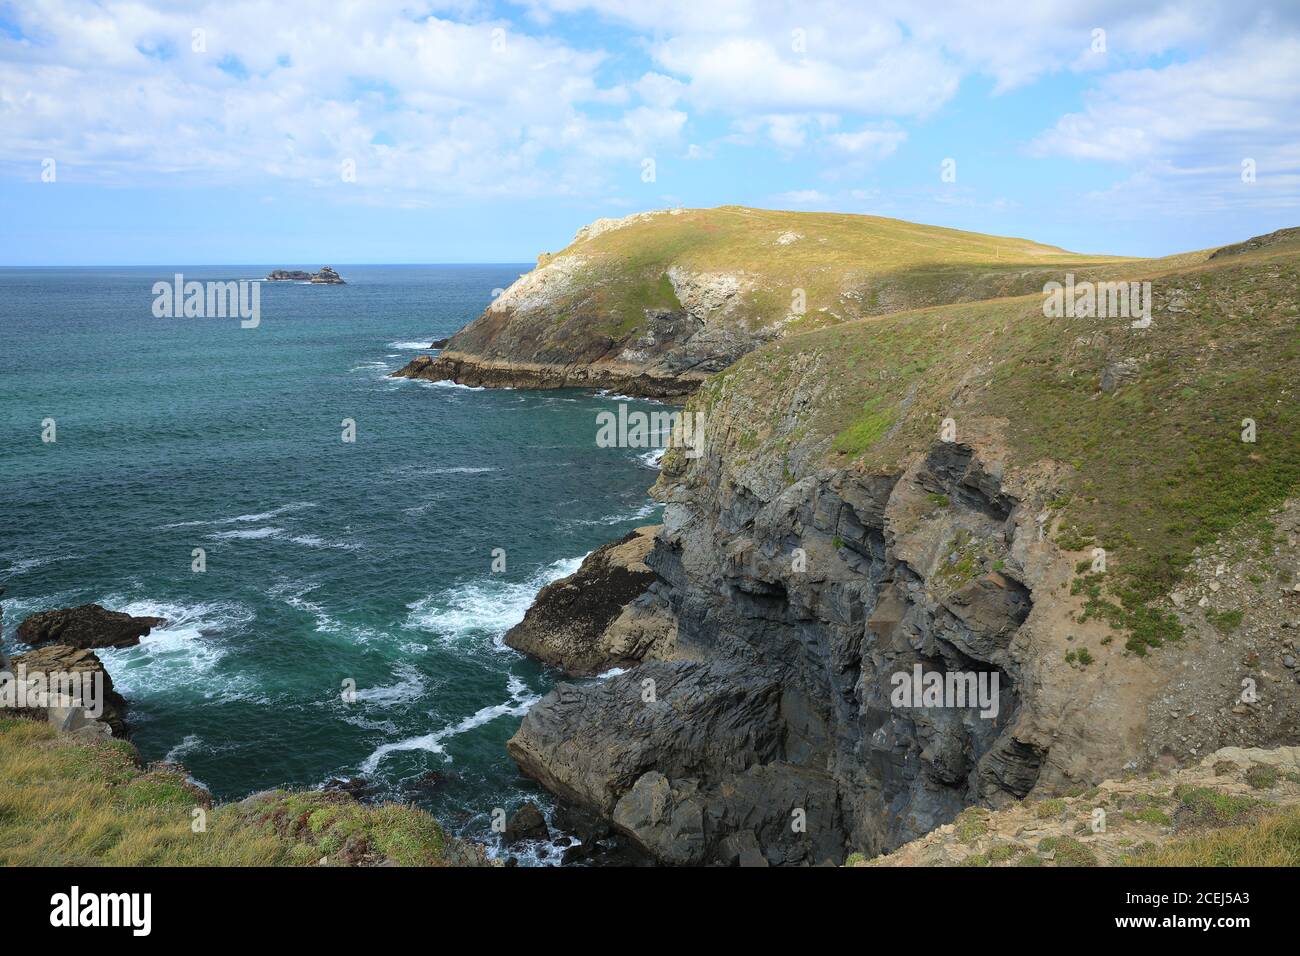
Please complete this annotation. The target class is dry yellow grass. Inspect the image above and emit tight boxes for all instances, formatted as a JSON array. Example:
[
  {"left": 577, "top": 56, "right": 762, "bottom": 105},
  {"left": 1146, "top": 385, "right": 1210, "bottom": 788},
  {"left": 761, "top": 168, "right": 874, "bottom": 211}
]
[
  {"left": 1127, "top": 805, "right": 1300, "bottom": 867},
  {"left": 0, "top": 718, "right": 463, "bottom": 866}
]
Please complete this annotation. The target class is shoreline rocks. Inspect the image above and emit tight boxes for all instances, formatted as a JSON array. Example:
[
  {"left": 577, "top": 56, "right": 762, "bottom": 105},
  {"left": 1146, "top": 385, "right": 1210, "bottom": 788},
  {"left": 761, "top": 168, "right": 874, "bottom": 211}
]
[
  {"left": 507, "top": 440, "right": 1055, "bottom": 866},
  {"left": 504, "top": 526, "right": 668, "bottom": 675},
  {"left": 16, "top": 603, "right": 165, "bottom": 650},
  {"left": 4, "top": 643, "right": 130, "bottom": 738},
  {"left": 392, "top": 351, "right": 700, "bottom": 400}
]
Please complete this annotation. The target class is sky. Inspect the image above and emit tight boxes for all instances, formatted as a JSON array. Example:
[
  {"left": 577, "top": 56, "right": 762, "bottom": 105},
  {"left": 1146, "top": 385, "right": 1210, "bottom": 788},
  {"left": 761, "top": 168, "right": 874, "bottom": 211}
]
[{"left": 0, "top": 0, "right": 1297, "bottom": 264}]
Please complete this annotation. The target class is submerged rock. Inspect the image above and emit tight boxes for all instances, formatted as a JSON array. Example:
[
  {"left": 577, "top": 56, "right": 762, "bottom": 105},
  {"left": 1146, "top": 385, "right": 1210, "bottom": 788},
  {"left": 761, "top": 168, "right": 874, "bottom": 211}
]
[{"left": 504, "top": 802, "right": 549, "bottom": 843}]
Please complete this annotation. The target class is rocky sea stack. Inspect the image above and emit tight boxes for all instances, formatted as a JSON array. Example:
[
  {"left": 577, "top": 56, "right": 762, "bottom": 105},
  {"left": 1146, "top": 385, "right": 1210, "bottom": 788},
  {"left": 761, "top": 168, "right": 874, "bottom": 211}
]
[{"left": 266, "top": 266, "right": 346, "bottom": 284}]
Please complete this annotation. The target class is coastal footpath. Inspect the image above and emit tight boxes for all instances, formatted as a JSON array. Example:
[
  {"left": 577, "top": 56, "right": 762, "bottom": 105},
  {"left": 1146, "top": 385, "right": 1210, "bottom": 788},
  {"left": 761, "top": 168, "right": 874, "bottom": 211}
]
[{"left": 406, "top": 209, "right": 1300, "bottom": 865}]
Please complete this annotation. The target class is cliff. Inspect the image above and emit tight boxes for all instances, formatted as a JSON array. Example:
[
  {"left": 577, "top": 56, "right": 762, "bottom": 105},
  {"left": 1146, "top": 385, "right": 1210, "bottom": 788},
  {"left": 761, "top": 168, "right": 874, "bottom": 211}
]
[
  {"left": 392, "top": 206, "right": 1140, "bottom": 398},
  {"left": 500, "top": 220, "right": 1300, "bottom": 864}
]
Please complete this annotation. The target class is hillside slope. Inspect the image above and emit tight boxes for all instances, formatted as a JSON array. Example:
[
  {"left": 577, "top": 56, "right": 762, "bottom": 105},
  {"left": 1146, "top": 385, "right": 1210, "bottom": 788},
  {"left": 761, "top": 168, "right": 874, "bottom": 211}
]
[
  {"left": 504, "top": 225, "right": 1300, "bottom": 865},
  {"left": 394, "top": 206, "right": 1141, "bottom": 397}
]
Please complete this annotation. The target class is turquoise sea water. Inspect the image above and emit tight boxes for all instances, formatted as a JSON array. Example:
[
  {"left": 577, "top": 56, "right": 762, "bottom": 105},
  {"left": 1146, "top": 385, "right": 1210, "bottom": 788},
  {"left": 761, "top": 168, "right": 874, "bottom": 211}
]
[{"left": 0, "top": 265, "right": 664, "bottom": 861}]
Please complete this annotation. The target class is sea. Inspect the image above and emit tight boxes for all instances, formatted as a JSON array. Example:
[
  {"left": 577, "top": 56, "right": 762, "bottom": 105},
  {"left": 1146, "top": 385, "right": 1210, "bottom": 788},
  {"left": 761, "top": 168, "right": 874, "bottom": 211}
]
[{"left": 0, "top": 265, "right": 667, "bottom": 864}]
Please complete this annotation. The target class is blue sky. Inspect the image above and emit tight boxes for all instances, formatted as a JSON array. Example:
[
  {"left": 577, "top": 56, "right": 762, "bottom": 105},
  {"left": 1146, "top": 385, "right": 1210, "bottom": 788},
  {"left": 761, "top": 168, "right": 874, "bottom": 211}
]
[{"left": 1, "top": 0, "right": 1297, "bottom": 264}]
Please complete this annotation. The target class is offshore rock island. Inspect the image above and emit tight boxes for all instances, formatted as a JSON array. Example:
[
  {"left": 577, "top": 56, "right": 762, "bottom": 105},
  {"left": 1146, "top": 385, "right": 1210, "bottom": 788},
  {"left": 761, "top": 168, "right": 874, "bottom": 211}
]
[{"left": 265, "top": 266, "right": 346, "bottom": 284}]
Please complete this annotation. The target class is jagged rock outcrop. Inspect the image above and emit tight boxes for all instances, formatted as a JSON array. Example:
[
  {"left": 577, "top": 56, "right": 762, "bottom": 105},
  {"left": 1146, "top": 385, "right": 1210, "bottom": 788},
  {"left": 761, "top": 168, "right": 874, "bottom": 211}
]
[
  {"left": 504, "top": 526, "right": 668, "bottom": 675},
  {"left": 504, "top": 802, "right": 550, "bottom": 843},
  {"left": 16, "top": 603, "right": 165, "bottom": 650},
  {"left": 510, "top": 439, "right": 1055, "bottom": 865},
  {"left": 311, "top": 266, "right": 345, "bottom": 284},
  {"left": 3, "top": 643, "right": 129, "bottom": 738}
]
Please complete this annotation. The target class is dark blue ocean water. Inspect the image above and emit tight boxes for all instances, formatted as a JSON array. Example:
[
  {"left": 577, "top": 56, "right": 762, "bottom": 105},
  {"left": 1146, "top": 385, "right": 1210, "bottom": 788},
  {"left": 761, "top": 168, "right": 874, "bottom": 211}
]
[{"left": 0, "top": 265, "right": 664, "bottom": 862}]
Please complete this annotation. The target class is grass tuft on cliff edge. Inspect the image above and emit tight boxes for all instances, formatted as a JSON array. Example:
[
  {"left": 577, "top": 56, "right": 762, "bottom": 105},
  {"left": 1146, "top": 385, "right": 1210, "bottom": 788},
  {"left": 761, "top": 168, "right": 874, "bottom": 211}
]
[{"left": 0, "top": 718, "right": 468, "bottom": 866}]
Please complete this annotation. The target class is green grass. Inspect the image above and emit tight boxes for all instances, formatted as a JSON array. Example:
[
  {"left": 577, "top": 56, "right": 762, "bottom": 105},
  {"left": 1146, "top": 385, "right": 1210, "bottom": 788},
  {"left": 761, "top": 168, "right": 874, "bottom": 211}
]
[
  {"left": 832, "top": 396, "right": 895, "bottom": 456},
  {"left": 1036, "top": 835, "right": 1098, "bottom": 866},
  {"left": 1246, "top": 765, "right": 1279, "bottom": 790},
  {"left": 676, "top": 234, "right": 1300, "bottom": 654},
  {"left": 953, "top": 806, "right": 989, "bottom": 843},
  {"left": 1124, "top": 807, "right": 1173, "bottom": 827},
  {"left": 1125, "top": 805, "right": 1300, "bottom": 866},
  {"left": 1173, "top": 785, "right": 1259, "bottom": 825},
  {"left": 461, "top": 205, "right": 1143, "bottom": 360},
  {"left": 0, "top": 718, "right": 465, "bottom": 866},
  {"left": 1206, "top": 607, "right": 1244, "bottom": 633},
  {"left": 1035, "top": 798, "right": 1068, "bottom": 819}
]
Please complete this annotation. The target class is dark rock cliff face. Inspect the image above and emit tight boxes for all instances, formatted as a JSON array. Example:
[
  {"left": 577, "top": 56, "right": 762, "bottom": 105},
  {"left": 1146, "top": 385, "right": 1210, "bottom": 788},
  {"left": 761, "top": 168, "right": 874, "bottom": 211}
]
[{"left": 509, "top": 441, "right": 1045, "bottom": 865}]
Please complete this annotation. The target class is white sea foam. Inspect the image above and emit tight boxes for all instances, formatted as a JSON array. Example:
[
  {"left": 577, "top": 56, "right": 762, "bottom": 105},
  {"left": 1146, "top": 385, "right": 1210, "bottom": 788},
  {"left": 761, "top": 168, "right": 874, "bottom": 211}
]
[
  {"left": 206, "top": 526, "right": 358, "bottom": 550},
  {"left": 165, "top": 734, "right": 204, "bottom": 763},
  {"left": 638, "top": 448, "right": 665, "bottom": 469},
  {"left": 359, "top": 675, "right": 538, "bottom": 774},
  {"left": 209, "top": 526, "right": 284, "bottom": 540},
  {"left": 96, "top": 599, "right": 259, "bottom": 703},
  {"left": 568, "top": 501, "right": 659, "bottom": 526},
  {"left": 0, "top": 555, "right": 72, "bottom": 578},
  {"left": 159, "top": 501, "right": 317, "bottom": 530},
  {"left": 353, "top": 662, "right": 426, "bottom": 706},
  {"left": 596, "top": 389, "right": 666, "bottom": 406},
  {"left": 388, "top": 340, "right": 438, "bottom": 350},
  {"left": 404, "top": 555, "right": 583, "bottom": 646}
]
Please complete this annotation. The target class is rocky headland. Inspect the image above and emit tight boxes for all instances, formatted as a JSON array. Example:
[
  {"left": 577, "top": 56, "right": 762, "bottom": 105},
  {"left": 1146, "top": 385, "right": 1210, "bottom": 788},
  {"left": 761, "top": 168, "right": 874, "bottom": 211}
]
[
  {"left": 393, "top": 208, "right": 1300, "bottom": 865},
  {"left": 391, "top": 206, "right": 1139, "bottom": 398}
]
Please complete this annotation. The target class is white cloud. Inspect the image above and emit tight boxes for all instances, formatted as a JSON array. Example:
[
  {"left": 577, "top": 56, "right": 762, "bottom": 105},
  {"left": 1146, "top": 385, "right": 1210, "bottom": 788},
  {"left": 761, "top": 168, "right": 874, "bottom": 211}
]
[
  {"left": 3, "top": 0, "right": 1298, "bottom": 217},
  {"left": 0, "top": 0, "right": 681, "bottom": 199},
  {"left": 824, "top": 125, "right": 906, "bottom": 159}
]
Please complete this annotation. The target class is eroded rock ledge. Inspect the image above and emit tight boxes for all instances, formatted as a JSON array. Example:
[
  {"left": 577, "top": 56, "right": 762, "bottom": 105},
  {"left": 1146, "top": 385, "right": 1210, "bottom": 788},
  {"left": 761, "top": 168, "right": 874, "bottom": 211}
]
[
  {"left": 392, "top": 351, "right": 705, "bottom": 400},
  {"left": 508, "top": 440, "right": 1052, "bottom": 865},
  {"left": 504, "top": 526, "right": 675, "bottom": 676},
  {"left": 17, "top": 603, "right": 165, "bottom": 650}
]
